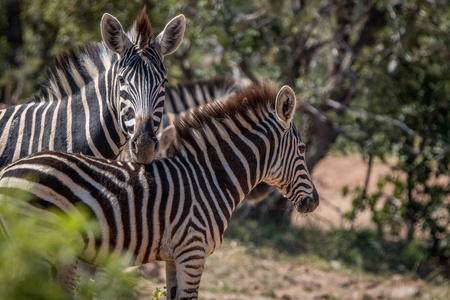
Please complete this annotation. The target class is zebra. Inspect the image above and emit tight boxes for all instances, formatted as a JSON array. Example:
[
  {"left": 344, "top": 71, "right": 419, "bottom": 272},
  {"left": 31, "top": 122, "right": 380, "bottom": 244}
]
[
  {"left": 0, "top": 83, "right": 319, "bottom": 299},
  {"left": 162, "top": 77, "right": 275, "bottom": 203},
  {"left": 117, "top": 76, "right": 273, "bottom": 204},
  {"left": 0, "top": 8, "right": 186, "bottom": 169}
]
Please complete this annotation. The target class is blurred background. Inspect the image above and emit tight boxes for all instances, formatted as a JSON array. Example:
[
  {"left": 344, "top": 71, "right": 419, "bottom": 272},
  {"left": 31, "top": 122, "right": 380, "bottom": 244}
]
[{"left": 0, "top": 0, "right": 449, "bottom": 299}]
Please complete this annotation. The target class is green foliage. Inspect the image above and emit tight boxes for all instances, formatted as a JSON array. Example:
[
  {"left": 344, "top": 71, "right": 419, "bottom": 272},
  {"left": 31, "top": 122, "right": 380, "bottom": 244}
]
[
  {"left": 0, "top": 0, "right": 144, "bottom": 102},
  {"left": 225, "top": 215, "right": 446, "bottom": 279},
  {"left": 0, "top": 0, "right": 340, "bottom": 102},
  {"left": 260, "top": 288, "right": 276, "bottom": 298},
  {"left": 337, "top": 1, "right": 450, "bottom": 264},
  {"left": 0, "top": 195, "right": 160, "bottom": 299},
  {"left": 153, "top": 286, "right": 166, "bottom": 299},
  {"left": 0, "top": 196, "right": 87, "bottom": 299},
  {"left": 345, "top": 171, "right": 449, "bottom": 264}
]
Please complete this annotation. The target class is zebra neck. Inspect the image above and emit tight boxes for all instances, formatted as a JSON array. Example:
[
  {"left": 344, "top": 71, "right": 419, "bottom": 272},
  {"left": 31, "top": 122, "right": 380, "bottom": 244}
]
[
  {"left": 29, "top": 70, "right": 126, "bottom": 158},
  {"left": 168, "top": 117, "right": 279, "bottom": 209}
]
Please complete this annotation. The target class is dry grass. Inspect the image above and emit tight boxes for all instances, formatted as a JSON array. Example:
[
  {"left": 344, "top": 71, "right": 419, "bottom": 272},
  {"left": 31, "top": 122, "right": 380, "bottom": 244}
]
[{"left": 131, "top": 239, "right": 450, "bottom": 299}]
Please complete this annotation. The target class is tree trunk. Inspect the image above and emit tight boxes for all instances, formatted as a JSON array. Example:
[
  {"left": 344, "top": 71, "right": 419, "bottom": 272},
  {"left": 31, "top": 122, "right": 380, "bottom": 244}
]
[{"left": 243, "top": 1, "right": 389, "bottom": 226}]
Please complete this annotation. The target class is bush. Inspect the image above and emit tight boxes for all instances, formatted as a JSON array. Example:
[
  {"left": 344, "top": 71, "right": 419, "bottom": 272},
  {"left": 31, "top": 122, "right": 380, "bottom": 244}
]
[{"left": 0, "top": 194, "right": 149, "bottom": 299}]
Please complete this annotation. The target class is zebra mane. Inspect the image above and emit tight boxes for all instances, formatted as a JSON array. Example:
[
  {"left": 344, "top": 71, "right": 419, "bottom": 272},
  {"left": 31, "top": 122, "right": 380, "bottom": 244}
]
[
  {"left": 127, "top": 7, "right": 153, "bottom": 50},
  {"left": 169, "top": 83, "right": 278, "bottom": 155},
  {"left": 35, "top": 42, "right": 116, "bottom": 102}
]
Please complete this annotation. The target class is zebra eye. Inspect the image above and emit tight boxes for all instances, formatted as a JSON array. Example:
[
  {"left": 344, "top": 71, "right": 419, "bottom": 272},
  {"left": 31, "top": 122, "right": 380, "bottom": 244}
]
[
  {"left": 299, "top": 144, "right": 306, "bottom": 154},
  {"left": 118, "top": 76, "right": 126, "bottom": 86},
  {"left": 124, "top": 110, "right": 134, "bottom": 121}
]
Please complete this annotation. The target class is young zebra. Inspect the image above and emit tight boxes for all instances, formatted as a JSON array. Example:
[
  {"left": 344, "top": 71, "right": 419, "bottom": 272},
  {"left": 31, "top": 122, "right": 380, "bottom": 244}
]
[
  {"left": 0, "top": 83, "right": 319, "bottom": 299},
  {"left": 0, "top": 8, "right": 185, "bottom": 169}
]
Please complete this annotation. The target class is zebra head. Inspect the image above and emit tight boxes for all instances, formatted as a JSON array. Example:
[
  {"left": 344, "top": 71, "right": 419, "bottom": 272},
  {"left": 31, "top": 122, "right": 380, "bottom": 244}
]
[
  {"left": 101, "top": 9, "right": 185, "bottom": 164},
  {"left": 265, "top": 86, "right": 319, "bottom": 213}
]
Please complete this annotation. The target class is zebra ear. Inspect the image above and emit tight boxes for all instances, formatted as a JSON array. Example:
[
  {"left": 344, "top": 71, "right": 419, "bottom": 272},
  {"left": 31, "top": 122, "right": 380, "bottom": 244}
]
[
  {"left": 275, "top": 85, "right": 297, "bottom": 126},
  {"left": 101, "top": 13, "right": 133, "bottom": 56},
  {"left": 154, "top": 15, "right": 186, "bottom": 58}
]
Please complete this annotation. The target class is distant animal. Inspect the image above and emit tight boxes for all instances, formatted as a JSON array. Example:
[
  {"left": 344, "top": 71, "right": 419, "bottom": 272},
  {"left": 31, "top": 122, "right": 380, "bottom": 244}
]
[
  {"left": 0, "top": 8, "right": 185, "bottom": 169},
  {"left": 164, "top": 77, "right": 239, "bottom": 115},
  {"left": 0, "top": 83, "right": 319, "bottom": 299}
]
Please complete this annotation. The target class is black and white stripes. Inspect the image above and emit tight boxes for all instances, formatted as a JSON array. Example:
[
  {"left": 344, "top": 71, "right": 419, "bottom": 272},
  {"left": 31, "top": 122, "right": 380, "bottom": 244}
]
[
  {"left": 116, "top": 77, "right": 240, "bottom": 161},
  {"left": 164, "top": 77, "right": 239, "bottom": 115},
  {"left": 0, "top": 83, "right": 319, "bottom": 299},
  {"left": 0, "top": 9, "right": 185, "bottom": 169}
]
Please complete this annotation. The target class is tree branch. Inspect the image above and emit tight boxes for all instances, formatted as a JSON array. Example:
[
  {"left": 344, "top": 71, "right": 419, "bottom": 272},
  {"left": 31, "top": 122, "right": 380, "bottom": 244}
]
[{"left": 318, "top": 98, "right": 449, "bottom": 150}]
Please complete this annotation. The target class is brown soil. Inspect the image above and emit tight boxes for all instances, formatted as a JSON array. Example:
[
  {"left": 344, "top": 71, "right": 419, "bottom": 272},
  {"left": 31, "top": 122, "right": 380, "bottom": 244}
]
[{"left": 296, "top": 153, "right": 397, "bottom": 230}]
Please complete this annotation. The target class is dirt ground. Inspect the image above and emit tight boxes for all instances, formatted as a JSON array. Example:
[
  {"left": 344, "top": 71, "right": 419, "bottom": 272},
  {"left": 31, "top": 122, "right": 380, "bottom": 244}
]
[
  {"left": 296, "top": 153, "right": 396, "bottom": 230},
  {"left": 134, "top": 154, "right": 449, "bottom": 300}
]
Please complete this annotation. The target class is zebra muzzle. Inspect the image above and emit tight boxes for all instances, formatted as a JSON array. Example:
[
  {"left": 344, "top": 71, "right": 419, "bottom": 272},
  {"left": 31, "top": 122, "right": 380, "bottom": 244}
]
[
  {"left": 129, "top": 134, "right": 159, "bottom": 164},
  {"left": 295, "top": 190, "right": 319, "bottom": 213}
]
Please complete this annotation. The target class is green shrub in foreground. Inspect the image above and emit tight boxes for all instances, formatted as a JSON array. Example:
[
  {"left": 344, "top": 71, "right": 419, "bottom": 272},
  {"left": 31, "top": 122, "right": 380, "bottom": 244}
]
[{"left": 0, "top": 197, "right": 146, "bottom": 299}]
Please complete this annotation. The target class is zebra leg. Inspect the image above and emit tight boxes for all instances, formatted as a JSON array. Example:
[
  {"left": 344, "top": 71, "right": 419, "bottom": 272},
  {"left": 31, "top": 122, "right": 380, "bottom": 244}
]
[
  {"left": 165, "top": 261, "right": 178, "bottom": 299},
  {"left": 55, "top": 261, "right": 78, "bottom": 297},
  {"left": 175, "top": 255, "right": 206, "bottom": 300}
]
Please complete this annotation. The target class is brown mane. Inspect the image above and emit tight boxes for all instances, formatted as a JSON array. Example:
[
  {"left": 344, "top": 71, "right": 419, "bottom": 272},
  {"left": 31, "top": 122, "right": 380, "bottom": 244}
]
[
  {"left": 170, "top": 82, "right": 278, "bottom": 155},
  {"left": 134, "top": 7, "right": 152, "bottom": 49}
]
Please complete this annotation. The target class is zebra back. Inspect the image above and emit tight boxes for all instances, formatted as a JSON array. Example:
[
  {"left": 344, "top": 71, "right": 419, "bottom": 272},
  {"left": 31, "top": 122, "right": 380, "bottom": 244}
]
[{"left": 164, "top": 77, "right": 238, "bottom": 114}]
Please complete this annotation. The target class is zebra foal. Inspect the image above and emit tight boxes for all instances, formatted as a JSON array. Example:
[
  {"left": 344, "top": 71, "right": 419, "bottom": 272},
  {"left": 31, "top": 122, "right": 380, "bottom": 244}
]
[
  {"left": 0, "top": 8, "right": 185, "bottom": 169},
  {"left": 0, "top": 83, "right": 319, "bottom": 299}
]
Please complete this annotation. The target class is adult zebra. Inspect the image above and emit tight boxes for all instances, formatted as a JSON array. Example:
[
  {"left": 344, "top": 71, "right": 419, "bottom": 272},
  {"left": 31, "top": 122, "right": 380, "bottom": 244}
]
[
  {"left": 0, "top": 83, "right": 319, "bottom": 299},
  {"left": 0, "top": 8, "right": 186, "bottom": 169}
]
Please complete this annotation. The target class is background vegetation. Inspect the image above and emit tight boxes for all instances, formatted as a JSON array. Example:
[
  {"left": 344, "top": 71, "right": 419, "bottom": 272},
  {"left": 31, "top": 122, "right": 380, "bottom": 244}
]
[{"left": 0, "top": 0, "right": 449, "bottom": 298}]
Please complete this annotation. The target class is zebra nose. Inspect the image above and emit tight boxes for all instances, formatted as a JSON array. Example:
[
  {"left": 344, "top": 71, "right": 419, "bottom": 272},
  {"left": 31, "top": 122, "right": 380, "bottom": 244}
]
[
  {"left": 129, "top": 134, "right": 159, "bottom": 164},
  {"left": 296, "top": 193, "right": 319, "bottom": 213}
]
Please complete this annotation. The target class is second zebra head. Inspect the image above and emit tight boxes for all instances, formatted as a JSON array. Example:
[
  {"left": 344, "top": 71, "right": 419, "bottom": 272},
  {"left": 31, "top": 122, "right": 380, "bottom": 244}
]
[
  {"left": 265, "top": 86, "right": 319, "bottom": 213},
  {"left": 101, "top": 8, "right": 185, "bottom": 164}
]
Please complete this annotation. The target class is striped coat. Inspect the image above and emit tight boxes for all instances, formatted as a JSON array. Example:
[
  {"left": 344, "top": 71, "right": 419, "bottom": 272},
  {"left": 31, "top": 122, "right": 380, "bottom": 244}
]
[{"left": 0, "top": 84, "right": 319, "bottom": 299}]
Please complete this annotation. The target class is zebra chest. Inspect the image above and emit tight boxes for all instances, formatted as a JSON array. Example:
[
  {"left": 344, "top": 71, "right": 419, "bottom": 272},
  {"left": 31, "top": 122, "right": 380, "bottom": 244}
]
[{"left": 165, "top": 210, "right": 223, "bottom": 260}]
